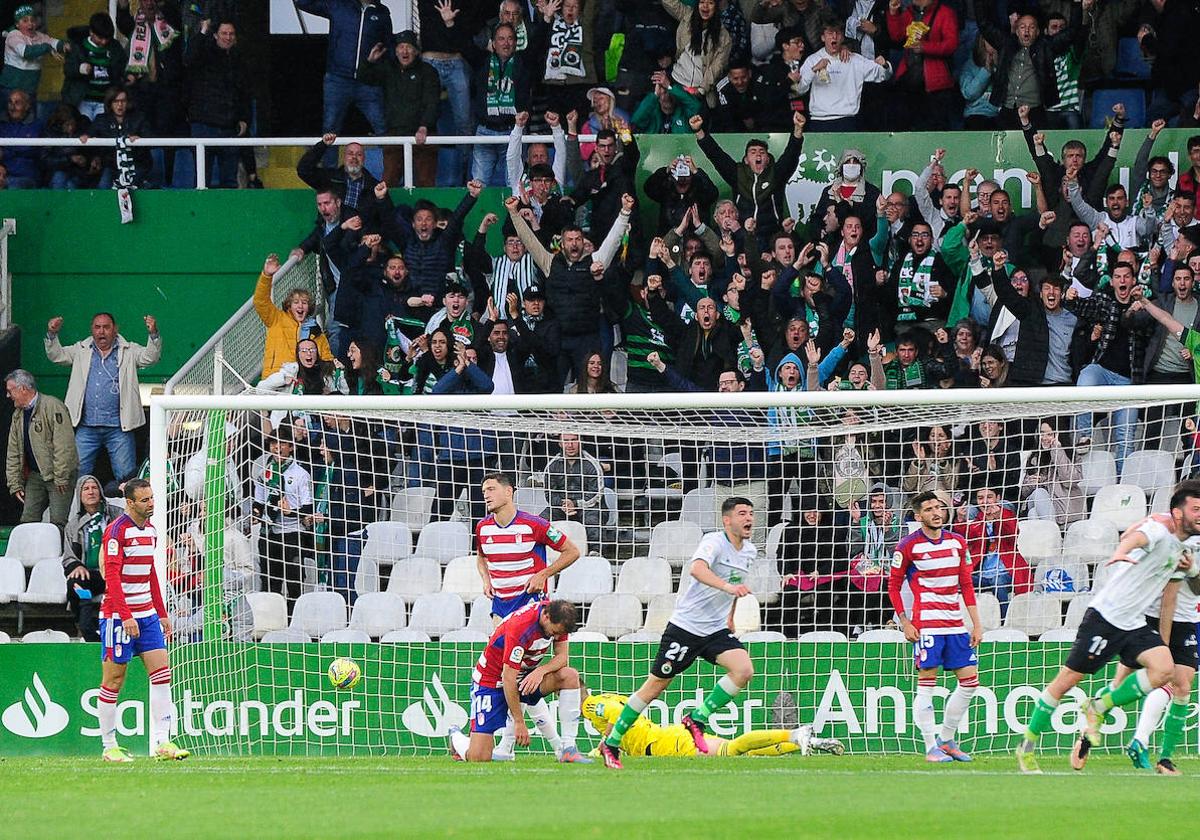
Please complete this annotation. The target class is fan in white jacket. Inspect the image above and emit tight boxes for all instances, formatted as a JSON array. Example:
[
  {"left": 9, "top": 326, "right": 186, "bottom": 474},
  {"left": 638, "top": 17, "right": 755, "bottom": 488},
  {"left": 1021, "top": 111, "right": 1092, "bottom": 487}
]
[{"left": 796, "top": 23, "right": 891, "bottom": 124}]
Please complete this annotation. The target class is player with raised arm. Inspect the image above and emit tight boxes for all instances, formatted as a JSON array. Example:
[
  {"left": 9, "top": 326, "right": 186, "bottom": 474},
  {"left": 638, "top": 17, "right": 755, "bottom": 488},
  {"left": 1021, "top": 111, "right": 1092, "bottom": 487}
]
[
  {"left": 97, "top": 479, "right": 189, "bottom": 762},
  {"left": 888, "top": 491, "right": 983, "bottom": 763},
  {"left": 598, "top": 497, "right": 758, "bottom": 770},
  {"left": 449, "top": 598, "right": 592, "bottom": 764},
  {"left": 1015, "top": 481, "right": 1200, "bottom": 774},
  {"left": 473, "top": 472, "right": 582, "bottom": 761},
  {"left": 582, "top": 688, "right": 844, "bottom": 759}
]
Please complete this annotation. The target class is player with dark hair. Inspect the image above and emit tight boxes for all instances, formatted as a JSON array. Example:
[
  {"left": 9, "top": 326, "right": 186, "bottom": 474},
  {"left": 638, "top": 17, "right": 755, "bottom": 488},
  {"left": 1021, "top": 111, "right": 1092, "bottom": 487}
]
[
  {"left": 1016, "top": 481, "right": 1200, "bottom": 774},
  {"left": 599, "top": 497, "right": 758, "bottom": 769},
  {"left": 97, "top": 479, "right": 189, "bottom": 762},
  {"left": 449, "top": 598, "right": 591, "bottom": 763},
  {"left": 889, "top": 491, "right": 982, "bottom": 763}
]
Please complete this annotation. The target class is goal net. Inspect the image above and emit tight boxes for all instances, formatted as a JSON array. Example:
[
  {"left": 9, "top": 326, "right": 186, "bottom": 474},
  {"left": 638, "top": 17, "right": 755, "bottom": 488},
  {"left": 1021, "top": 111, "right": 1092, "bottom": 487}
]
[{"left": 148, "top": 386, "right": 1199, "bottom": 757}]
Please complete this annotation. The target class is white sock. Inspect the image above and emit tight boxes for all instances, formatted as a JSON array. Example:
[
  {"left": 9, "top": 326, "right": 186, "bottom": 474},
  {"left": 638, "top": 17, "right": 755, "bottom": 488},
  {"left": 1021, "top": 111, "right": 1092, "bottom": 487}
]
[
  {"left": 1134, "top": 686, "right": 1172, "bottom": 746},
  {"left": 496, "top": 713, "right": 516, "bottom": 755},
  {"left": 915, "top": 680, "right": 938, "bottom": 751},
  {"left": 527, "top": 699, "right": 562, "bottom": 755},
  {"left": 557, "top": 689, "right": 581, "bottom": 751},
  {"left": 148, "top": 667, "right": 175, "bottom": 748},
  {"left": 98, "top": 685, "right": 119, "bottom": 750},
  {"left": 939, "top": 676, "right": 979, "bottom": 742},
  {"left": 450, "top": 729, "right": 470, "bottom": 759}
]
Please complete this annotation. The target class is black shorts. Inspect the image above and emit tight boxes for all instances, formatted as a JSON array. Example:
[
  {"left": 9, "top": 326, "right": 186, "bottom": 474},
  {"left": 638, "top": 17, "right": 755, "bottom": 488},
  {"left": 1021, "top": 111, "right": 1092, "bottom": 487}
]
[
  {"left": 1146, "top": 615, "right": 1200, "bottom": 669},
  {"left": 1065, "top": 608, "right": 1166, "bottom": 675},
  {"left": 650, "top": 623, "right": 745, "bottom": 679}
]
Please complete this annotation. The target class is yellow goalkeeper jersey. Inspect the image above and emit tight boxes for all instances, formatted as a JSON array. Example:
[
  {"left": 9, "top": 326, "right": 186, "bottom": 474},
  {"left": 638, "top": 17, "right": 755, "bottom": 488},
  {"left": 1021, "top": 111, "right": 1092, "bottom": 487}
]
[{"left": 582, "top": 693, "right": 702, "bottom": 757}]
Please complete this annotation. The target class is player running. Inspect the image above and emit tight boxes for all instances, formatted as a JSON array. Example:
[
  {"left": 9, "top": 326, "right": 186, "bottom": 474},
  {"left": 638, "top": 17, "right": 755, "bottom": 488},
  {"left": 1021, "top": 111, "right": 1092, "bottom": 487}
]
[
  {"left": 449, "top": 598, "right": 592, "bottom": 763},
  {"left": 473, "top": 472, "right": 582, "bottom": 760},
  {"left": 1016, "top": 480, "right": 1200, "bottom": 774},
  {"left": 888, "top": 491, "right": 983, "bottom": 763},
  {"left": 598, "top": 497, "right": 758, "bottom": 770},
  {"left": 582, "top": 688, "right": 844, "bottom": 758},
  {"left": 97, "top": 479, "right": 189, "bottom": 762}
]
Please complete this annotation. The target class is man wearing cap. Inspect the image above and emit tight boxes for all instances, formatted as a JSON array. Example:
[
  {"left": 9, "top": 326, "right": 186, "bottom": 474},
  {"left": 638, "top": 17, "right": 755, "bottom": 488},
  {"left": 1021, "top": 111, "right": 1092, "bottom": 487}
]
[
  {"left": 505, "top": 283, "right": 562, "bottom": 394},
  {"left": 504, "top": 161, "right": 574, "bottom": 246},
  {"left": 630, "top": 68, "right": 701, "bottom": 135},
  {"left": 362, "top": 30, "right": 442, "bottom": 187},
  {"left": 470, "top": 23, "right": 532, "bottom": 186},
  {"left": 644, "top": 154, "right": 718, "bottom": 233}
]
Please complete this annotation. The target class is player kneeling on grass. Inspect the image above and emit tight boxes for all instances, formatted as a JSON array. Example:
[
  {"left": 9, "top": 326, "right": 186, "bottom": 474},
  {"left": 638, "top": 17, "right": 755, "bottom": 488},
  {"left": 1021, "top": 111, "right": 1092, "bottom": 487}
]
[
  {"left": 98, "top": 479, "right": 188, "bottom": 762},
  {"left": 449, "top": 598, "right": 592, "bottom": 763},
  {"left": 581, "top": 685, "right": 844, "bottom": 758},
  {"left": 888, "top": 492, "right": 983, "bottom": 763},
  {"left": 599, "top": 498, "right": 758, "bottom": 770},
  {"left": 1015, "top": 480, "right": 1200, "bottom": 775}
]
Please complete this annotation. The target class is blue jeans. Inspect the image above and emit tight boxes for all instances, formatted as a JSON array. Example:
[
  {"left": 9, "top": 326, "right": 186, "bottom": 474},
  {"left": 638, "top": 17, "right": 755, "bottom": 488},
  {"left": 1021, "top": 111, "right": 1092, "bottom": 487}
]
[
  {"left": 425, "top": 57, "right": 472, "bottom": 186},
  {"left": 322, "top": 73, "right": 386, "bottom": 135},
  {"left": 189, "top": 122, "right": 239, "bottom": 188},
  {"left": 325, "top": 286, "right": 347, "bottom": 357},
  {"left": 471, "top": 125, "right": 510, "bottom": 186},
  {"left": 974, "top": 563, "right": 1013, "bottom": 619},
  {"left": 76, "top": 425, "right": 138, "bottom": 482},
  {"left": 1074, "top": 363, "right": 1136, "bottom": 472},
  {"left": 331, "top": 534, "right": 363, "bottom": 606}
]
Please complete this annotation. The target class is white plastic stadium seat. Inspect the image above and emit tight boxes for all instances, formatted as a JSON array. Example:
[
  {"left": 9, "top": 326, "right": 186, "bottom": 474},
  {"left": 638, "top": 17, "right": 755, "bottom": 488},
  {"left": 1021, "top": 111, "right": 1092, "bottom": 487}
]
[
  {"left": 679, "top": 488, "right": 719, "bottom": 530},
  {"left": 1063, "top": 594, "right": 1094, "bottom": 629},
  {"left": 616, "top": 631, "right": 660, "bottom": 643},
  {"left": 260, "top": 629, "right": 311, "bottom": 643},
  {"left": 732, "top": 595, "right": 761, "bottom": 634},
  {"left": 390, "top": 486, "right": 436, "bottom": 532},
  {"left": 1090, "top": 484, "right": 1147, "bottom": 531},
  {"left": 1120, "top": 449, "right": 1176, "bottom": 492},
  {"left": 21, "top": 629, "right": 70, "bottom": 643},
  {"left": 747, "top": 559, "right": 782, "bottom": 605},
  {"left": 797, "top": 631, "right": 847, "bottom": 643},
  {"left": 441, "top": 628, "right": 489, "bottom": 643},
  {"left": 972, "top": 593, "right": 1002, "bottom": 632},
  {"left": 649, "top": 520, "right": 704, "bottom": 568},
  {"left": 583, "top": 593, "right": 643, "bottom": 638},
  {"left": 765, "top": 522, "right": 787, "bottom": 561},
  {"left": 246, "top": 592, "right": 288, "bottom": 640},
  {"left": 1151, "top": 485, "right": 1171, "bottom": 514},
  {"left": 568, "top": 631, "right": 610, "bottom": 643},
  {"left": 1003, "top": 593, "right": 1063, "bottom": 637},
  {"left": 981, "top": 628, "right": 1029, "bottom": 642},
  {"left": 288, "top": 591, "right": 348, "bottom": 637},
  {"left": 1034, "top": 557, "right": 1089, "bottom": 597},
  {"left": 355, "top": 558, "right": 380, "bottom": 596},
  {"left": 0, "top": 556, "right": 25, "bottom": 602},
  {"left": 407, "top": 592, "right": 466, "bottom": 637},
  {"left": 386, "top": 557, "right": 443, "bottom": 603},
  {"left": 18, "top": 558, "right": 67, "bottom": 605},
  {"left": 642, "top": 594, "right": 677, "bottom": 634},
  {"left": 414, "top": 521, "right": 472, "bottom": 565},
  {"left": 1017, "top": 519, "right": 1063, "bottom": 561},
  {"left": 321, "top": 628, "right": 371, "bottom": 643},
  {"left": 442, "top": 555, "right": 485, "bottom": 600},
  {"left": 1080, "top": 450, "right": 1118, "bottom": 495},
  {"left": 742, "top": 630, "right": 789, "bottom": 642},
  {"left": 548, "top": 519, "right": 588, "bottom": 562},
  {"left": 381, "top": 629, "right": 432, "bottom": 643},
  {"left": 514, "top": 487, "right": 550, "bottom": 518},
  {"left": 1063, "top": 518, "right": 1119, "bottom": 563},
  {"left": 615, "top": 556, "right": 673, "bottom": 603},
  {"left": 0, "top": 630, "right": 10, "bottom": 643},
  {"left": 1038, "top": 627, "right": 1078, "bottom": 642},
  {"left": 349, "top": 592, "right": 407, "bottom": 638},
  {"left": 554, "top": 555, "right": 613, "bottom": 603},
  {"left": 467, "top": 595, "right": 495, "bottom": 633},
  {"left": 4, "top": 523, "right": 62, "bottom": 569},
  {"left": 856, "top": 629, "right": 907, "bottom": 643},
  {"left": 361, "top": 521, "right": 414, "bottom": 567}
]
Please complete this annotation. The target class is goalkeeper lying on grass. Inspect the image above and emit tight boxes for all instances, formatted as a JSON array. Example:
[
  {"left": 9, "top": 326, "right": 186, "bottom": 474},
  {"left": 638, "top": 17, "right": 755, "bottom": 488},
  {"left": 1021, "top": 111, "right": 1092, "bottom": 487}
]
[{"left": 581, "top": 688, "right": 845, "bottom": 758}]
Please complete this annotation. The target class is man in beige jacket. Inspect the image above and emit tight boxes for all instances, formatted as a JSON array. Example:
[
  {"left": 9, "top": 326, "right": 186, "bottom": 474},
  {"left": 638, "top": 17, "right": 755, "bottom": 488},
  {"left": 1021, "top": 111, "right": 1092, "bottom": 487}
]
[
  {"left": 5, "top": 370, "right": 78, "bottom": 528},
  {"left": 44, "top": 312, "right": 161, "bottom": 482}
]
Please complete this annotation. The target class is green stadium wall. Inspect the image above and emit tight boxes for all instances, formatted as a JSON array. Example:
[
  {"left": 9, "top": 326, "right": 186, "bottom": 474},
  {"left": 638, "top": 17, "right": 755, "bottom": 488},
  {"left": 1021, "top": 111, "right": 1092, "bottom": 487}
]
[{"left": 4, "top": 129, "right": 1188, "bottom": 400}]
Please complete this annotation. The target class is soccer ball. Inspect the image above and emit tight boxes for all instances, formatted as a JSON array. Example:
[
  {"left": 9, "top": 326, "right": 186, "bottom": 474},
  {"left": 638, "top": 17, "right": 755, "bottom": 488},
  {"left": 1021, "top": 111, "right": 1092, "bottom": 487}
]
[{"left": 328, "top": 658, "right": 362, "bottom": 690}]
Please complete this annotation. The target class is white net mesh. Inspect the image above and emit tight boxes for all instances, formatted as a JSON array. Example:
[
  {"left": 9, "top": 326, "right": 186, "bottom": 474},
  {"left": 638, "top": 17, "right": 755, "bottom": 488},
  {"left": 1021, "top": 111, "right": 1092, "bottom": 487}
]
[{"left": 151, "top": 388, "right": 1200, "bottom": 757}]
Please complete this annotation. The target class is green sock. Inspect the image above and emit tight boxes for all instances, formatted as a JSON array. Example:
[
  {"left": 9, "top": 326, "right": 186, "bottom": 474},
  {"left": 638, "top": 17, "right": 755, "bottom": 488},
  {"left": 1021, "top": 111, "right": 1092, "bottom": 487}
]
[
  {"left": 1095, "top": 671, "right": 1151, "bottom": 713},
  {"left": 605, "top": 695, "right": 646, "bottom": 749},
  {"left": 1025, "top": 693, "right": 1058, "bottom": 741},
  {"left": 691, "top": 676, "right": 741, "bottom": 728},
  {"left": 1159, "top": 699, "right": 1189, "bottom": 760}
]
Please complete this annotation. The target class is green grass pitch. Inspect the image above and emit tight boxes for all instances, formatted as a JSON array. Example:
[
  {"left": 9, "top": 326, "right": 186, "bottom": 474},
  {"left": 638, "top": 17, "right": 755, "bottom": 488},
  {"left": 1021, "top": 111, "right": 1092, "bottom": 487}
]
[{"left": 1, "top": 754, "right": 1195, "bottom": 838}]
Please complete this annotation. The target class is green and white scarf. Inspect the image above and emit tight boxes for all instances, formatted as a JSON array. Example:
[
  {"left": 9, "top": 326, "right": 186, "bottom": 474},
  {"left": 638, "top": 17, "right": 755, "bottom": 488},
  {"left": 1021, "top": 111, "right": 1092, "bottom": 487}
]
[
  {"left": 486, "top": 55, "right": 517, "bottom": 117},
  {"left": 896, "top": 252, "right": 936, "bottom": 320},
  {"left": 545, "top": 16, "right": 585, "bottom": 81},
  {"left": 79, "top": 512, "right": 106, "bottom": 571}
]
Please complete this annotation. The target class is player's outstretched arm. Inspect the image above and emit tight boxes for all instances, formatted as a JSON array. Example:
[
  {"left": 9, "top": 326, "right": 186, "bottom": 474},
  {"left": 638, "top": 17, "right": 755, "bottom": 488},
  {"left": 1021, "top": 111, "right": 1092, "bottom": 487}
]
[
  {"left": 690, "top": 559, "right": 750, "bottom": 597},
  {"left": 1108, "top": 527, "right": 1150, "bottom": 565}
]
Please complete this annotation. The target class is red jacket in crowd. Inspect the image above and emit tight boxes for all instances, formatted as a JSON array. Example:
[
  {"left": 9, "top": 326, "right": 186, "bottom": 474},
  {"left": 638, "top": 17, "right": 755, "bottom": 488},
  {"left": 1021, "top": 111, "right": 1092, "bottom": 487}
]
[
  {"left": 887, "top": 0, "right": 959, "bottom": 94},
  {"left": 953, "top": 507, "right": 1033, "bottom": 596}
]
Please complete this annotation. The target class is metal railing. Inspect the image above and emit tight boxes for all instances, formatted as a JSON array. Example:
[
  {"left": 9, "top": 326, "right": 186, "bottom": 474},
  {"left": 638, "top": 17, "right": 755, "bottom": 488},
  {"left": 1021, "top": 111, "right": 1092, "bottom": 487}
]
[
  {"left": 0, "top": 218, "right": 14, "bottom": 331},
  {"left": 0, "top": 133, "right": 578, "bottom": 190}
]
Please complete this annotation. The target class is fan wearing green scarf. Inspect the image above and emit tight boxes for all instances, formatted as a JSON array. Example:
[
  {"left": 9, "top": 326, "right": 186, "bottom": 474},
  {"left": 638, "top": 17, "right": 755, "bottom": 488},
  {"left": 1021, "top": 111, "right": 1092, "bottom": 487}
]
[{"left": 63, "top": 475, "right": 124, "bottom": 641}]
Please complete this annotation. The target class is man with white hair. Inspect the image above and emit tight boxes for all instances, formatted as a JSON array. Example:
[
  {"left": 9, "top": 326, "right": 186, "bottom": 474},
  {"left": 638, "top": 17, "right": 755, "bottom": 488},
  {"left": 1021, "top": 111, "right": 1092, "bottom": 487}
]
[{"left": 5, "top": 369, "right": 78, "bottom": 529}]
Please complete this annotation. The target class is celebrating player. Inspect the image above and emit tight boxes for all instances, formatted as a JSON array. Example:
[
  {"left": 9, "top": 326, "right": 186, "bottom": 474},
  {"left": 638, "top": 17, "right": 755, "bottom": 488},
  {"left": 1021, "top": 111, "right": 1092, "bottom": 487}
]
[
  {"left": 449, "top": 598, "right": 591, "bottom": 763},
  {"left": 598, "top": 497, "right": 757, "bottom": 770},
  {"left": 888, "top": 491, "right": 983, "bottom": 763},
  {"left": 97, "top": 479, "right": 189, "bottom": 762},
  {"left": 582, "top": 687, "right": 844, "bottom": 759},
  {"left": 1015, "top": 481, "right": 1200, "bottom": 774},
  {"left": 473, "top": 472, "right": 581, "bottom": 759}
]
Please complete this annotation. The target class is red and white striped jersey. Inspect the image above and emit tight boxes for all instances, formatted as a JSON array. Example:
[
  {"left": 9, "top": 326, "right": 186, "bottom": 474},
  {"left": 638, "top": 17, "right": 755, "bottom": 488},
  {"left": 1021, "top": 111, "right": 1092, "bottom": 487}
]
[
  {"left": 99, "top": 515, "right": 166, "bottom": 621},
  {"left": 472, "top": 601, "right": 566, "bottom": 688},
  {"left": 475, "top": 510, "right": 567, "bottom": 601},
  {"left": 888, "top": 529, "right": 976, "bottom": 635}
]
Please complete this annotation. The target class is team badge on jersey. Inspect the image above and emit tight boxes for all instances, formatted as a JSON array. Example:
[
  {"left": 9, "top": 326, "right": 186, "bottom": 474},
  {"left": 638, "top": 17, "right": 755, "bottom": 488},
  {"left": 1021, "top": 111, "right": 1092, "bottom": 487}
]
[
  {"left": 891, "top": 551, "right": 903, "bottom": 569},
  {"left": 546, "top": 526, "right": 563, "bottom": 543},
  {"left": 107, "top": 538, "right": 118, "bottom": 555}
]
